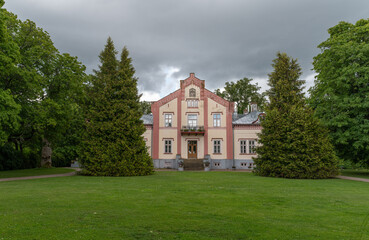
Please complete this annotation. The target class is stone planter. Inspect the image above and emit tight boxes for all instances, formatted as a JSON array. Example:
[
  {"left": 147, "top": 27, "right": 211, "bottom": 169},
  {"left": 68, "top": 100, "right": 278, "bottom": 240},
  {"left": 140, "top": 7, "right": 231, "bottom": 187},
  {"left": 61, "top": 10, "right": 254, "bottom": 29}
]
[
  {"left": 178, "top": 167, "right": 184, "bottom": 171},
  {"left": 204, "top": 166, "right": 210, "bottom": 172}
]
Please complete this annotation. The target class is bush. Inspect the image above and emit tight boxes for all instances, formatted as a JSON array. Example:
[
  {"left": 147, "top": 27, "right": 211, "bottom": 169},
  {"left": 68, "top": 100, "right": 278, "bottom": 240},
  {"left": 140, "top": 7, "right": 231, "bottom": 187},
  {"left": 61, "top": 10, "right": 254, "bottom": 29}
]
[{"left": 0, "top": 144, "right": 38, "bottom": 171}]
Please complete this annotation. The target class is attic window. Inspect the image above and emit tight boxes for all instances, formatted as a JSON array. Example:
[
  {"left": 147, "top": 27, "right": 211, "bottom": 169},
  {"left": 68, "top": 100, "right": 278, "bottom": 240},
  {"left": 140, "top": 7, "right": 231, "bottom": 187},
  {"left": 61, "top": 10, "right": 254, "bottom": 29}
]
[{"left": 189, "top": 88, "right": 196, "bottom": 97}]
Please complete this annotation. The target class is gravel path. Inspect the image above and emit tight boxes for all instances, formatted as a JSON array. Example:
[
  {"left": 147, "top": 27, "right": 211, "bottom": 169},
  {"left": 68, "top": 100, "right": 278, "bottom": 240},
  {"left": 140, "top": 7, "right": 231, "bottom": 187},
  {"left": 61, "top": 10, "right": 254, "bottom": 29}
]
[
  {"left": 336, "top": 175, "right": 369, "bottom": 183},
  {"left": 0, "top": 171, "right": 77, "bottom": 182}
]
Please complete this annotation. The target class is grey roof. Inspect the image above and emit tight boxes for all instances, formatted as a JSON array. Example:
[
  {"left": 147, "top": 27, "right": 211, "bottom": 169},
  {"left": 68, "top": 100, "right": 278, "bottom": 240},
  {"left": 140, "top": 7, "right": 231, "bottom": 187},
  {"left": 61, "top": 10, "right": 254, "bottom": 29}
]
[
  {"left": 141, "top": 114, "right": 153, "bottom": 125},
  {"left": 232, "top": 111, "right": 263, "bottom": 125}
]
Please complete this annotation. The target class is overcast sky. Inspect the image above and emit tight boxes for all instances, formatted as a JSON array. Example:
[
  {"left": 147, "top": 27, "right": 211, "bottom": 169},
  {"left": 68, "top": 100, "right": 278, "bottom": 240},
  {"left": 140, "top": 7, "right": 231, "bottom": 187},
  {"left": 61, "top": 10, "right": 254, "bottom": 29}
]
[{"left": 4, "top": 0, "right": 369, "bottom": 101}]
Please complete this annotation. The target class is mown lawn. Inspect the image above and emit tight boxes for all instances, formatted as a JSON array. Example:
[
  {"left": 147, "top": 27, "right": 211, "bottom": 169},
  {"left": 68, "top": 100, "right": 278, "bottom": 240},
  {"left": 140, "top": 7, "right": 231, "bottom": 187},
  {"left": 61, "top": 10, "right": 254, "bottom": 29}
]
[
  {"left": 0, "top": 167, "right": 75, "bottom": 179},
  {"left": 0, "top": 171, "right": 368, "bottom": 239},
  {"left": 341, "top": 169, "right": 369, "bottom": 179}
]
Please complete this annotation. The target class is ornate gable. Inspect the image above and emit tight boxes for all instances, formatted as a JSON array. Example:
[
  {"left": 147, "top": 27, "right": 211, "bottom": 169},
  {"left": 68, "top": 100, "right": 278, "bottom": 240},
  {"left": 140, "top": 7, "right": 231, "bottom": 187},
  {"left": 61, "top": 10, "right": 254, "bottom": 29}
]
[{"left": 180, "top": 73, "right": 205, "bottom": 90}]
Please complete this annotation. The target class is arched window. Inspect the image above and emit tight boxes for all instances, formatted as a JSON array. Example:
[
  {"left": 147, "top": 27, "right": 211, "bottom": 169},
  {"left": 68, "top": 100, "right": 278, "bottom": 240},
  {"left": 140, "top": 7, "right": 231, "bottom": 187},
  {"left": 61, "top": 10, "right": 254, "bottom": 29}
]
[{"left": 189, "top": 88, "right": 196, "bottom": 97}]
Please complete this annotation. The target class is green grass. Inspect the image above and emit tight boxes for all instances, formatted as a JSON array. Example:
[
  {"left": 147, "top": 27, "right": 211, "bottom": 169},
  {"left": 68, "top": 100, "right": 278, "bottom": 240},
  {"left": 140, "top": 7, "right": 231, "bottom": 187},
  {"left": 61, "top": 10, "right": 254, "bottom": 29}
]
[
  {"left": 0, "top": 167, "right": 75, "bottom": 179},
  {"left": 0, "top": 172, "right": 369, "bottom": 239},
  {"left": 341, "top": 169, "right": 369, "bottom": 179}
]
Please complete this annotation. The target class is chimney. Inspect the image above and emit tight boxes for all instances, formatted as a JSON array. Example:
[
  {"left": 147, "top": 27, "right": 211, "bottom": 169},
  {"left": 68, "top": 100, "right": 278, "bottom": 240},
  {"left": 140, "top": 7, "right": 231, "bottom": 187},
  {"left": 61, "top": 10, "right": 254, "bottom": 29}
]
[
  {"left": 243, "top": 108, "right": 249, "bottom": 114},
  {"left": 250, "top": 102, "right": 258, "bottom": 112},
  {"left": 190, "top": 73, "right": 195, "bottom": 77}
]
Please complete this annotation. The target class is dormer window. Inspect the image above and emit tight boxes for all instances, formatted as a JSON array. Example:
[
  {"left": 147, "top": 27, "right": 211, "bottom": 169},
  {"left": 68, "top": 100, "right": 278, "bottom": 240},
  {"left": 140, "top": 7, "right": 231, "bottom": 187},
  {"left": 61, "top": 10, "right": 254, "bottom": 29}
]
[{"left": 189, "top": 88, "right": 196, "bottom": 98}]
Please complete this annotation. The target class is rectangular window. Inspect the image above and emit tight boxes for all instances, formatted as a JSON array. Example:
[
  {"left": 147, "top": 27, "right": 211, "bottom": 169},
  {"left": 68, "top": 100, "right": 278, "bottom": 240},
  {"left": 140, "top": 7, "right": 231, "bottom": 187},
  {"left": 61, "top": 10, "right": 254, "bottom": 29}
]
[
  {"left": 164, "top": 140, "right": 172, "bottom": 153},
  {"left": 249, "top": 140, "right": 255, "bottom": 154},
  {"left": 240, "top": 140, "right": 247, "bottom": 154},
  {"left": 213, "top": 140, "right": 221, "bottom": 154},
  {"left": 164, "top": 114, "right": 172, "bottom": 127},
  {"left": 213, "top": 114, "right": 221, "bottom": 127},
  {"left": 187, "top": 100, "right": 198, "bottom": 108},
  {"left": 188, "top": 114, "right": 197, "bottom": 127}
]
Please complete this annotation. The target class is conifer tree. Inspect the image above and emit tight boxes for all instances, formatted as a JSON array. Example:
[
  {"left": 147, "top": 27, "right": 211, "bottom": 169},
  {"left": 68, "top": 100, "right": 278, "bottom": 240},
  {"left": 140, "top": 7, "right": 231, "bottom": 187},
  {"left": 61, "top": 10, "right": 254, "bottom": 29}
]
[
  {"left": 81, "top": 38, "right": 153, "bottom": 176},
  {"left": 254, "top": 52, "right": 339, "bottom": 179}
]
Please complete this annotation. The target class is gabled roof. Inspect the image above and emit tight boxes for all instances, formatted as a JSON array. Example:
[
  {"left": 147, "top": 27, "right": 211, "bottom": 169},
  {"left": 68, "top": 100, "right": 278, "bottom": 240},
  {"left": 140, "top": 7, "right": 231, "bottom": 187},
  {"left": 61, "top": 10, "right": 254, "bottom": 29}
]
[
  {"left": 232, "top": 111, "right": 264, "bottom": 125},
  {"left": 141, "top": 114, "right": 153, "bottom": 125}
]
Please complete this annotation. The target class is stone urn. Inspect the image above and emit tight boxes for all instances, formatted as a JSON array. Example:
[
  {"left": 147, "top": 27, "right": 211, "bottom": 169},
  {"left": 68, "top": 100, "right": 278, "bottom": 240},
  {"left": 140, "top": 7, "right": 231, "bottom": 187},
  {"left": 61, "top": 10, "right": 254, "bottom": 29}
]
[
  {"left": 203, "top": 160, "right": 210, "bottom": 171},
  {"left": 178, "top": 160, "right": 184, "bottom": 171}
]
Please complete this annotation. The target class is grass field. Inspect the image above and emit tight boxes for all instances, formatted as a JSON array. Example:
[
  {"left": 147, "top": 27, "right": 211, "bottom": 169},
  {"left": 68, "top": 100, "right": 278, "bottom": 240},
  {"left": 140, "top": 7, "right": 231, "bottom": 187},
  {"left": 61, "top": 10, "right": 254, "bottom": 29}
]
[
  {"left": 341, "top": 169, "right": 369, "bottom": 179},
  {"left": 0, "top": 167, "right": 75, "bottom": 179},
  {"left": 0, "top": 171, "right": 368, "bottom": 239}
]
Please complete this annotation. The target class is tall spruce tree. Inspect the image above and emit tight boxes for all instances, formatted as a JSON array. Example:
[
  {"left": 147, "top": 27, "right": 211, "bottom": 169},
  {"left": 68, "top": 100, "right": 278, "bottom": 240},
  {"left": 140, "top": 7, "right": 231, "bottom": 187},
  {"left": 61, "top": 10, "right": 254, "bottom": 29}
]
[
  {"left": 81, "top": 38, "right": 153, "bottom": 176},
  {"left": 254, "top": 52, "right": 339, "bottom": 179}
]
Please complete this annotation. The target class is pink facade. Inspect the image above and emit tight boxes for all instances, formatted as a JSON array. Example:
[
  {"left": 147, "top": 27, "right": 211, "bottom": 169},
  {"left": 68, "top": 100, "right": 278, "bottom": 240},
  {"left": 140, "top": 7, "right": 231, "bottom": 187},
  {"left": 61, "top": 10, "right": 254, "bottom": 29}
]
[{"left": 142, "top": 73, "right": 263, "bottom": 170}]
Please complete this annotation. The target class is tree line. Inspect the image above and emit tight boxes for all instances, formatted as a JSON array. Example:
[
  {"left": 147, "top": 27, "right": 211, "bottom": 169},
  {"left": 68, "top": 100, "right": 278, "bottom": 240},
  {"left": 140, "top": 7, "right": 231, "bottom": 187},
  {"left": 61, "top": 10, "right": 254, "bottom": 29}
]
[{"left": 1, "top": 0, "right": 368, "bottom": 176}]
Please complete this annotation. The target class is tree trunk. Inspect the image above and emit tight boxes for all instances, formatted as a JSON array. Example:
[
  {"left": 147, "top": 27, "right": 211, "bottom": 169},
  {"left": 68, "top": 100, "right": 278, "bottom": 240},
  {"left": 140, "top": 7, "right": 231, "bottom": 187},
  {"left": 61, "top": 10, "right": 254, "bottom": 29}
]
[{"left": 41, "top": 138, "right": 52, "bottom": 168}]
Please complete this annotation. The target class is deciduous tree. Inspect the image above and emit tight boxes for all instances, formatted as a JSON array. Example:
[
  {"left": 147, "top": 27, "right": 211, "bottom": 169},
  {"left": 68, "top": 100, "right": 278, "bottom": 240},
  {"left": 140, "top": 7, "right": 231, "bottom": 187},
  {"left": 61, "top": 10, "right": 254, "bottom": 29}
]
[
  {"left": 310, "top": 19, "right": 369, "bottom": 166},
  {"left": 215, "top": 77, "right": 266, "bottom": 113}
]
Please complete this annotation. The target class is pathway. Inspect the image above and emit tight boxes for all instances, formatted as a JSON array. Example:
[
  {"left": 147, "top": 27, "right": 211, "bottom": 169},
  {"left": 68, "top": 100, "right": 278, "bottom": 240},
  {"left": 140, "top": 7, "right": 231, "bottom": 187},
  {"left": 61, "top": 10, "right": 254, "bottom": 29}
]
[
  {"left": 0, "top": 171, "right": 77, "bottom": 182},
  {"left": 337, "top": 175, "right": 369, "bottom": 183}
]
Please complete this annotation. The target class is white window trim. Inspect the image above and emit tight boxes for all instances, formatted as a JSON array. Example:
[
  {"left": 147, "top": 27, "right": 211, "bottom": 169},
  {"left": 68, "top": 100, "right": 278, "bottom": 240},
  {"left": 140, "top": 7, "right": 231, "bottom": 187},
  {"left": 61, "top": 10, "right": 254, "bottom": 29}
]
[
  {"left": 187, "top": 100, "right": 198, "bottom": 108},
  {"left": 248, "top": 140, "right": 256, "bottom": 154},
  {"left": 164, "top": 139, "right": 172, "bottom": 153},
  {"left": 239, "top": 139, "right": 257, "bottom": 154},
  {"left": 213, "top": 113, "right": 221, "bottom": 127},
  {"left": 164, "top": 113, "right": 172, "bottom": 127},
  {"left": 188, "top": 114, "right": 198, "bottom": 127},
  {"left": 213, "top": 139, "right": 222, "bottom": 154},
  {"left": 240, "top": 140, "right": 247, "bottom": 154}
]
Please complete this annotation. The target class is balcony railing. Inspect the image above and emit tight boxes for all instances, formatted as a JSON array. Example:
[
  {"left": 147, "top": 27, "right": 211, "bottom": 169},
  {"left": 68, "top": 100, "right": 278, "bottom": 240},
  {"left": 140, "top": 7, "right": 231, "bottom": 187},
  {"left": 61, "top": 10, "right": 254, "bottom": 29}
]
[{"left": 181, "top": 125, "right": 205, "bottom": 135}]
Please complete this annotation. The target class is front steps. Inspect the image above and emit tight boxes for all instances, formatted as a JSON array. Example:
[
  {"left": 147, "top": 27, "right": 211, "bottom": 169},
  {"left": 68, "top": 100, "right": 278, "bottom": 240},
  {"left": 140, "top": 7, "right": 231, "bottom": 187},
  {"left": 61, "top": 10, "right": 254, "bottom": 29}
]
[{"left": 183, "top": 158, "right": 204, "bottom": 171}]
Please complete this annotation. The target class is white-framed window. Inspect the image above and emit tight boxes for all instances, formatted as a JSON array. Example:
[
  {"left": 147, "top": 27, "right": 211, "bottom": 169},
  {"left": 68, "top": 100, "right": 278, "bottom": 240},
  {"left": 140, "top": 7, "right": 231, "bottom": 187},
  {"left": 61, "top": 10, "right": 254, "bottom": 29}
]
[
  {"left": 249, "top": 140, "right": 255, "bottom": 154},
  {"left": 213, "top": 114, "right": 221, "bottom": 127},
  {"left": 213, "top": 140, "right": 221, "bottom": 154},
  {"left": 187, "top": 100, "right": 198, "bottom": 108},
  {"left": 240, "top": 140, "right": 247, "bottom": 154},
  {"left": 164, "top": 114, "right": 172, "bottom": 127},
  {"left": 164, "top": 140, "right": 172, "bottom": 153},
  {"left": 189, "top": 88, "right": 196, "bottom": 97},
  {"left": 188, "top": 114, "right": 197, "bottom": 127},
  {"left": 239, "top": 139, "right": 256, "bottom": 154}
]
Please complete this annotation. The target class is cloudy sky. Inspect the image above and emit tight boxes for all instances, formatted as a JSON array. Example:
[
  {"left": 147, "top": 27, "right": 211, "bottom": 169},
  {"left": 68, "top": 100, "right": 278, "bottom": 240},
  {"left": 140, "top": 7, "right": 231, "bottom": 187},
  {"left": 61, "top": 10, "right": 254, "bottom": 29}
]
[{"left": 4, "top": 0, "right": 369, "bottom": 101}]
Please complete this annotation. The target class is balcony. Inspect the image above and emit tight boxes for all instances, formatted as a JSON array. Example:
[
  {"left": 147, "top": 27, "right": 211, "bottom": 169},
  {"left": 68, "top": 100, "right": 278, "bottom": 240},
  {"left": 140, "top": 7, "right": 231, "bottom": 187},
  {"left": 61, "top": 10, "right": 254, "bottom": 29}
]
[{"left": 181, "top": 126, "right": 205, "bottom": 135}]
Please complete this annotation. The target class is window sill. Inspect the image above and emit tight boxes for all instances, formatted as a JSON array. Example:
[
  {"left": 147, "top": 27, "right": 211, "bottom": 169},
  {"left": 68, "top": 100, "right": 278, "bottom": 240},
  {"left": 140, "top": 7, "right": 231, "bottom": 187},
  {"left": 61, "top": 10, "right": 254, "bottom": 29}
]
[
  {"left": 240, "top": 153, "right": 256, "bottom": 155},
  {"left": 164, "top": 153, "right": 173, "bottom": 154},
  {"left": 212, "top": 153, "right": 222, "bottom": 155}
]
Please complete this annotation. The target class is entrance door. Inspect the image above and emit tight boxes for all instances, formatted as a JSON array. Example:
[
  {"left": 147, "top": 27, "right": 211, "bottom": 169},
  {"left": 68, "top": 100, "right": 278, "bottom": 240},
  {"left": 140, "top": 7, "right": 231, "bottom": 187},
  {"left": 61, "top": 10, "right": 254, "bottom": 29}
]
[{"left": 188, "top": 141, "right": 197, "bottom": 159}]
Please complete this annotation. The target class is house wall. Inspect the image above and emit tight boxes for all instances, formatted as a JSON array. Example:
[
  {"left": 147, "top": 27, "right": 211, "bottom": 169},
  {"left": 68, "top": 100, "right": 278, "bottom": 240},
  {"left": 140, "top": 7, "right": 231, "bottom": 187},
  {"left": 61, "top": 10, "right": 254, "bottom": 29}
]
[
  {"left": 181, "top": 84, "right": 204, "bottom": 127},
  {"left": 181, "top": 136, "right": 205, "bottom": 159},
  {"left": 207, "top": 98, "right": 227, "bottom": 160},
  {"left": 143, "top": 126, "right": 152, "bottom": 157},
  {"left": 158, "top": 98, "right": 178, "bottom": 159},
  {"left": 151, "top": 73, "right": 257, "bottom": 170},
  {"left": 233, "top": 125, "right": 262, "bottom": 169}
]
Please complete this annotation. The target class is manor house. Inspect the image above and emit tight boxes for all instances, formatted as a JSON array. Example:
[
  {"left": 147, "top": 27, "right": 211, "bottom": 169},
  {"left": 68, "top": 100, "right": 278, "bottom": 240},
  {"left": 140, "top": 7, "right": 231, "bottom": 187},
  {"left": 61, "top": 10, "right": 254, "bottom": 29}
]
[{"left": 141, "top": 73, "right": 264, "bottom": 170}]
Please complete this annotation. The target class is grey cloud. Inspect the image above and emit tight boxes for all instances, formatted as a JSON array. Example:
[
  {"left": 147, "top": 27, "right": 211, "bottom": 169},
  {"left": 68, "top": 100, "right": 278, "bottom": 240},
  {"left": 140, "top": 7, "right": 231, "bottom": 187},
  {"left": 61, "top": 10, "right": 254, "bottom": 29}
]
[{"left": 4, "top": 0, "right": 369, "bottom": 94}]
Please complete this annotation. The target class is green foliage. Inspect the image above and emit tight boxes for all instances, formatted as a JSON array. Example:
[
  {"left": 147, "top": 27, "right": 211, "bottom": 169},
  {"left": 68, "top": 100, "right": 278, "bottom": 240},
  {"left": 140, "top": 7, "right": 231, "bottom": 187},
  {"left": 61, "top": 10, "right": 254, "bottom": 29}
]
[
  {"left": 1, "top": 7, "right": 87, "bottom": 168},
  {"left": 139, "top": 101, "right": 152, "bottom": 114},
  {"left": 0, "top": 143, "right": 38, "bottom": 170},
  {"left": 215, "top": 77, "right": 266, "bottom": 113},
  {"left": 81, "top": 38, "right": 153, "bottom": 176},
  {"left": 0, "top": 89, "right": 21, "bottom": 145},
  {"left": 310, "top": 19, "right": 369, "bottom": 166},
  {"left": 254, "top": 52, "right": 339, "bottom": 179}
]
